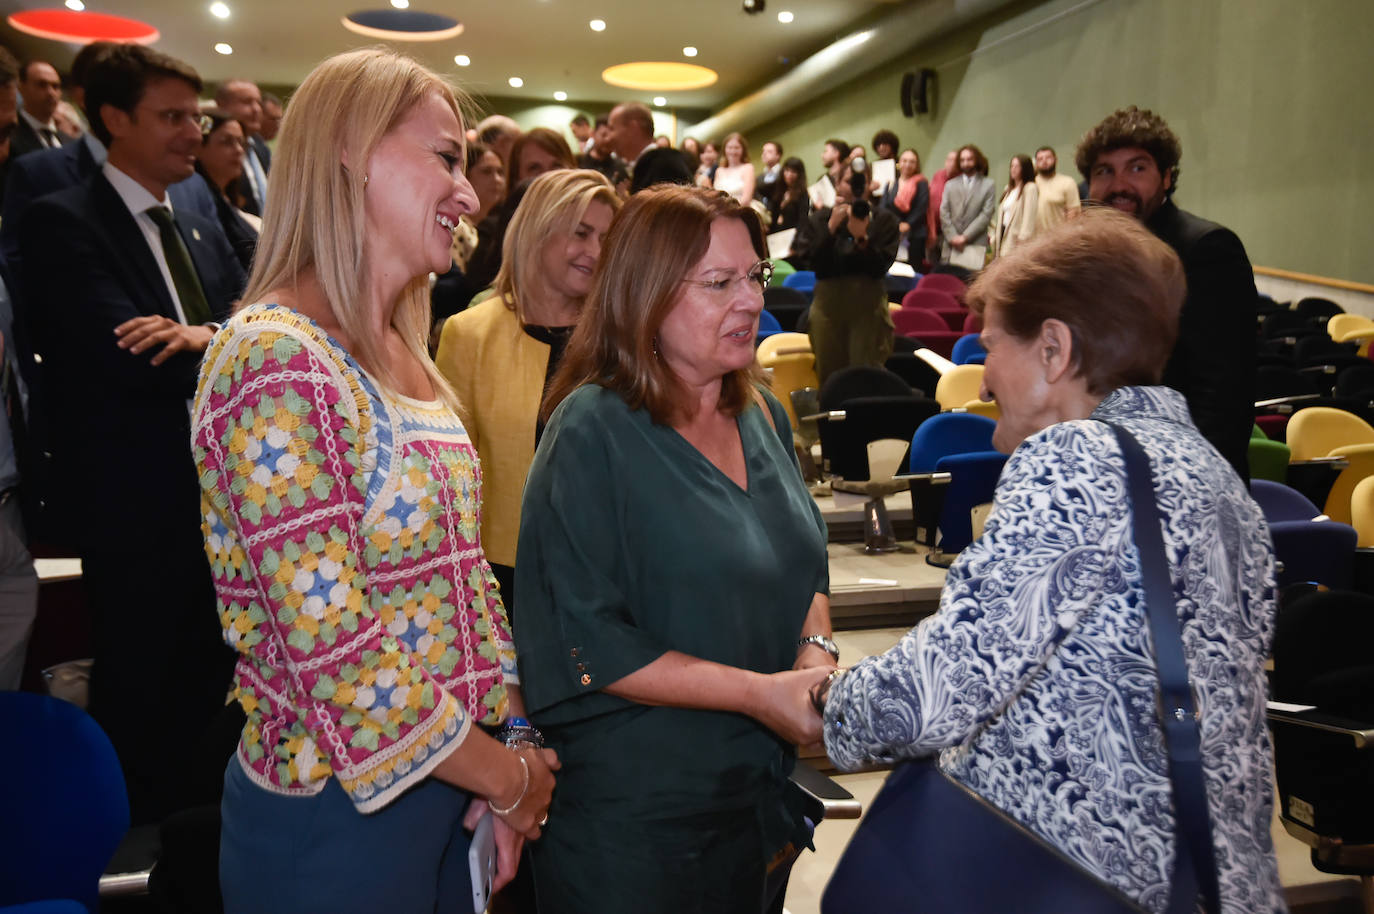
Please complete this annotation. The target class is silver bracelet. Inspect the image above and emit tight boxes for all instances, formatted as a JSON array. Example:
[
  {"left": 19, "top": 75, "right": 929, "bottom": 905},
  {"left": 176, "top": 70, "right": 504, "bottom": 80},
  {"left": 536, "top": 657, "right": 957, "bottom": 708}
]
[{"left": 487, "top": 754, "right": 529, "bottom": 816}]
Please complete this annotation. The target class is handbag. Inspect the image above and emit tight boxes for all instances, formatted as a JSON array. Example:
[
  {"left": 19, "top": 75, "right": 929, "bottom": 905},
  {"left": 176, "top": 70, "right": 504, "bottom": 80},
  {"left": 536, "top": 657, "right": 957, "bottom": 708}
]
[{"left": 821, "top": 423, "right": 1221, "bottom": 914}]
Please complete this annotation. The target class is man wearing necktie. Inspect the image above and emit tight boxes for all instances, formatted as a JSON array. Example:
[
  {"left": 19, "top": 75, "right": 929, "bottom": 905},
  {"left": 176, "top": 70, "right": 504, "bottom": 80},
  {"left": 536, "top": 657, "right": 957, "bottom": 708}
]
[
  {"left": 10, "top": 61, "right": 73, "bottom": 160},
  {"left": 19, "top": 44, "right": 244, "bottom": 825}
]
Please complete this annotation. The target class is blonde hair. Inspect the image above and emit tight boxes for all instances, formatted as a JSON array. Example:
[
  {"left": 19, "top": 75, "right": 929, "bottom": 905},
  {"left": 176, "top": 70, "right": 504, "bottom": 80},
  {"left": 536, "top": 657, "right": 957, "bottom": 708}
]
[
  {"left": 723, "top": 131, "right": 751, "bottom": 165},
  {"left": 493, "top": 169, "right": 619, "bottom": 322},
  {"left": 238, "top": 47, "right": 465, "bottom": 411}
]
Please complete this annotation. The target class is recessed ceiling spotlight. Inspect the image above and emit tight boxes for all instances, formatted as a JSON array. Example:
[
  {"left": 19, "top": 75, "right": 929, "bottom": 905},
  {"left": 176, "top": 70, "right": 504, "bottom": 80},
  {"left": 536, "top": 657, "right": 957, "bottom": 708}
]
[
  {"left": 454, "top": 54, "right": 470, "bottom": 66},
  {"left": 777, "top": 10, "right": 794, "bottom": 23},
  {"left": 682, "top": 46, "right": 697, "bottom": 57},
  {"left": 589, "top": 19, "right": 606, "bottom": 31},
  {"left": 390, "top": 0, "right": 409, "bottom": 7},
  {"left": 653, "top": 96, "right": 666, "bottom": 107},
  {"left": 209, "top": 1, "right": 230, "bottom": 18},
  {"left": 64, "top": 0, "right": 84, "bottom": 10},
  {"left": 553, "top": 91, "right": 567, "bottom": 101},
  {"left": 508, "top": 76, "right": 523, "bottom": 88},
  {"left": 214, "top": 42, "right": 233, "bottom": 55}
]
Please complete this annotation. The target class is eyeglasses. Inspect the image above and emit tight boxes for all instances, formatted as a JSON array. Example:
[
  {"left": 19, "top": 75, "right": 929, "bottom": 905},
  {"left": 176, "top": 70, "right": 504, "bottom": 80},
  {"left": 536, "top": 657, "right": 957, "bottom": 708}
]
[
  {"left": 681, "top": 260, "right": 773, "bottom": 297},
  {"left": 142, "top": 106, "right": 212, "bottom": 133}
]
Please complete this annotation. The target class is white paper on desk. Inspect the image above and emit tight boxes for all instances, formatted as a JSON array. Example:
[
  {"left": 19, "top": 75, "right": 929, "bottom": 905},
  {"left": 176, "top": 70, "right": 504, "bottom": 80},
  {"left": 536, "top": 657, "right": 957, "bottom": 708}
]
[
  {"left": 830, "top": 488, "right": 868, "bottom": 510},
  {"left": 767, "top": 228, "right": 796, "bottom": 260},
  {"left": 1267, "top": 700, "right": 1317, "bottom": 713},
  {"left": 871, "top": 158, "right": 895, "bottom": 195},
  {"left": 858, "top": 577, "right": 899, "bottom": 586}
]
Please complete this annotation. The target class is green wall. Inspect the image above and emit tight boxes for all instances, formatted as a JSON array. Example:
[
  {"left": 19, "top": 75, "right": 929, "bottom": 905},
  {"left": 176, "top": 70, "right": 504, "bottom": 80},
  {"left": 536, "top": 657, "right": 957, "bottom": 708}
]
[{"left": 727, "top": 0, "right": 1374, "bottom": 284}]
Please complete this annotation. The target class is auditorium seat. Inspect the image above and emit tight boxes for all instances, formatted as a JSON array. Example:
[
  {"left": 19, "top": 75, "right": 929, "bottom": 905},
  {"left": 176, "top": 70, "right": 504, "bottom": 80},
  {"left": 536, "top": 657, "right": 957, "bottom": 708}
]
[
  {"left": 817, "top": 395, "right": 939, "bottom": 481},
  {"left": 1335, "top": 362, "right": 1374, "bottom": 401},
  {"left": 759, "top": 350, "right": 819, "bottom": 430},
  {"left": 933, "top": 364, "right": 984, "bottom": 410},
  {"left": 950, "top": 333, "right": 986, "bottom": 365},
  {"left": 1287, "top": 407, "right": 1374, "bottom": 461},
  {"left": 1350, "top": 475, "right": 1374, "bottom": 548},
  {"left": 1249, "top": 437, "right": 1291, "bottom": 483},
  {"left": 905, "top": 412, "right": 1001, "bottom": 557},
  {"left": 1268, "top": 588, "right": 1374, "bottom": 900},
  {"left": 883, "top": 352, "right": 940, "bottom": 397},
  {"left": 756, "top": 331, "right": 811, "bottom": 361},
  {"left": 1295, "top": 296, "right": 1344, "bottom": 324},
  {"left": 0, "top": 693, "right": 129, "bottom": 913},
  {"left": 767, "top": 257, "right": 795, "bottom": 287},
  {"left": 899, "top": 288, "right": 960, "bottom": 313},
  {"left": 781, "top": 270, "right": 816, "bottom": 299},
  {"left": 915, "top": 272, "right": 967, "bottom": 302}
]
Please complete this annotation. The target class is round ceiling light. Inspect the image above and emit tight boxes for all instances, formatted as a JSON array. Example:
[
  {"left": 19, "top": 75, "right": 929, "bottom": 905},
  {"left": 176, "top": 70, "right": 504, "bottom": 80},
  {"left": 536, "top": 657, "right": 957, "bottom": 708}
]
[
  {"left": 601, "top": 62, "right": 717, "bottom": 92},
  {"left": 341, "top": 9, "right": 463, "bottom": 41},
  {"left": 8, "top": 9, "right": 159, "bottom": 43}
]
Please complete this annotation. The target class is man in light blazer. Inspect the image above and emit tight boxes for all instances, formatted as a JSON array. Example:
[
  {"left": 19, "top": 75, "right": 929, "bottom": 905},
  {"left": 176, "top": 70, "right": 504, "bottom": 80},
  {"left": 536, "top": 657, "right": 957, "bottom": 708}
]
[
  {"left": 20, "top": 44, "right": 242, "bottom": 825},
  {"left": 939, "top": 144, "right": 996, "bottom": 268}
]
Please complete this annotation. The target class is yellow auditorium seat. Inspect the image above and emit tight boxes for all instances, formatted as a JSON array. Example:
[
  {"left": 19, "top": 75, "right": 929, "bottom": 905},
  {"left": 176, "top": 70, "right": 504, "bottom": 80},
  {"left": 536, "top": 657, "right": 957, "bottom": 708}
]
[
  {"left": 1323, "top": 444, "right": 1374, "bottom": 525},
  {"left": 963, "top": 399, "right": 999, "bottom": 420},
  {"left": 760, "top": 352, "right": 819, "bottom": 430},
  {"left": 1327, "top": 313, "right": 1373, "bottom": 340},
  {"left": 756, "top": 331, "right": 811, "bottom": 362},
  {"left": 934, "top": 364, "right": 984, "bottom": 410},
  {"left": 1350, "top": 475, "right": 1374, "bottom": 547},
  {"left": 1286, "top": 407, "right": 1374, "bottom": 462}
]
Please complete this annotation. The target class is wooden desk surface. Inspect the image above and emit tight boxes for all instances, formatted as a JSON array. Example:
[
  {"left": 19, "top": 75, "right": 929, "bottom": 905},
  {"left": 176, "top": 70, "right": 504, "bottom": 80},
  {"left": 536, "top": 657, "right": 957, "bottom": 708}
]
[{"left": 827, "top": 541, "right": 945, "bottom": 628}]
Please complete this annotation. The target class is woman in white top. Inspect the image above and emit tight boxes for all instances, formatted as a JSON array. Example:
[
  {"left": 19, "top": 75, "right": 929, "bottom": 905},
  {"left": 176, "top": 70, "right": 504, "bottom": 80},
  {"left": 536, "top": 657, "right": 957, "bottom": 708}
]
[
  {"left": 991, "top": 154, "right": 1039, "bottom": 259},
  {"left": 713, "top": 132, "right": 755, "bottom": 206}
]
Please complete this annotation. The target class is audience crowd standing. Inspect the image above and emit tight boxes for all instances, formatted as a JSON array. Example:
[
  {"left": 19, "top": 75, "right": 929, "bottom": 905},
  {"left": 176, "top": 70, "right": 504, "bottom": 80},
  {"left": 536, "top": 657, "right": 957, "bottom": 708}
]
[{"left": 0, "top": 28, "right": 1273, "bottom": 913}]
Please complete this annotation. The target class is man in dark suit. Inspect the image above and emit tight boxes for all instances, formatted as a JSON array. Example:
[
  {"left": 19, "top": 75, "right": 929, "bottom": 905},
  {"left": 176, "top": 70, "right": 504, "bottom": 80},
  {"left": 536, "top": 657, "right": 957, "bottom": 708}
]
[
  {"left": 607, "top": 101, "right": 691, "bottom": 194},
  {"left": 21, "top": 43, "right": 243, "bottom": 824},
  {"left": 214, "top": 78, "right": 270, "bottom": 214},
  {"left": 1077, "top": 105, "right": 1256, "bottom": 481},
  {"left": 10, "top": 60, "right": 73, "bottom": 161}
]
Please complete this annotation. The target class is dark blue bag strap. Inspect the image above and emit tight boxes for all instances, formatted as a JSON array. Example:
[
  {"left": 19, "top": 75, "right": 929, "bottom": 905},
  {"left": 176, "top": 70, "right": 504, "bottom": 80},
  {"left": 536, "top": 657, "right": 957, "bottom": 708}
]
[{"left": 1107, "top": 422, "right": 1220, "bottom": 914}]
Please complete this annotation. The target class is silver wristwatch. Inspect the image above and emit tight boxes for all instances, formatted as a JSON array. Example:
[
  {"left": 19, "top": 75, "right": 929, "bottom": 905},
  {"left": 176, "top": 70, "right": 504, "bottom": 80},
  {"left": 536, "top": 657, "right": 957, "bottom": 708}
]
[{"left": 798, "top": 634, "right": 839, "bottom": 662}]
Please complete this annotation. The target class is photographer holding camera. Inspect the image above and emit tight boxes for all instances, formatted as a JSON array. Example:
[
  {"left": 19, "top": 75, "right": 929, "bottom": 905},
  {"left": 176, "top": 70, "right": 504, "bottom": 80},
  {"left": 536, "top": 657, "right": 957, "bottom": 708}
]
[{"left": 804, "top": 161, "right": 900, "bottom": 383}]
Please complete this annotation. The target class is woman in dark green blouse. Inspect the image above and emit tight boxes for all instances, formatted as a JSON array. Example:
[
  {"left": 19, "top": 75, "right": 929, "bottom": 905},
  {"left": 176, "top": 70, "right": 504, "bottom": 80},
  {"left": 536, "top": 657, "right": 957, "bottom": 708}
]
[{"left": 515, "top": 185, "right": 836, "bottom": 914}]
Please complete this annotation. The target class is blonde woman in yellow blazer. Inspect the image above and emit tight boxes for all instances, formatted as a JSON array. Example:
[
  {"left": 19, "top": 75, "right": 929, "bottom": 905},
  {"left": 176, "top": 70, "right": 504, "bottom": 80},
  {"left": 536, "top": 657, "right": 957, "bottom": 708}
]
[
  {"left": 436, "top": 169, "right": 620, "bottom": 614},
  {"left": 991, "top": 154, "right": 1039, "bottom": 259}
]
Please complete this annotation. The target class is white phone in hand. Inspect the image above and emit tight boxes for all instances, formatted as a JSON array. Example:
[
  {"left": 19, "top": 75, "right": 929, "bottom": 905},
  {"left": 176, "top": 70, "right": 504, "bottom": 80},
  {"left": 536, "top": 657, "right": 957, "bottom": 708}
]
[{"left": 468, "top": 809, "right": 496, "bottom": 914}]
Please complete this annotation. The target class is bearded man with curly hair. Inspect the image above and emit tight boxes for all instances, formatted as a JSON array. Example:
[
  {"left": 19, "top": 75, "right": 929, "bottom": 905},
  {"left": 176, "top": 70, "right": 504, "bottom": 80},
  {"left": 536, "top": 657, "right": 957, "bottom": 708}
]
[{"left": 1077, "top": 106, "right": 1256, "bottom": 481}]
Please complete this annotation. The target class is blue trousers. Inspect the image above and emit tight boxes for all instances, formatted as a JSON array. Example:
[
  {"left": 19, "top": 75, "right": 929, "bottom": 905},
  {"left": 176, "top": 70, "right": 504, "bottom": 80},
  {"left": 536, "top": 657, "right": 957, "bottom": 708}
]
[{"left": 220, "top": 759, "right": 474, "bottom": 913}]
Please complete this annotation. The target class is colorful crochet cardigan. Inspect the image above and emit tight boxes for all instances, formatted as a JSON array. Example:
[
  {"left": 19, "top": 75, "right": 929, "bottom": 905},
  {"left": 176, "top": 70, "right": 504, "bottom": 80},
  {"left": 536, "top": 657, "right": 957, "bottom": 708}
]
[{"left": 192, "top": 303, "right": 516, "bottom": 812}]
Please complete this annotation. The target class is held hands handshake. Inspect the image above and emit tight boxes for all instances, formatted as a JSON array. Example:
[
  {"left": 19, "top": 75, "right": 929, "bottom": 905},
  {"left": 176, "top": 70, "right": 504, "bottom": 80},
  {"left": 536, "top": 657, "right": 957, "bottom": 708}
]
[{"left": 754, "top": 665, "right": 833, "bottom": 747}]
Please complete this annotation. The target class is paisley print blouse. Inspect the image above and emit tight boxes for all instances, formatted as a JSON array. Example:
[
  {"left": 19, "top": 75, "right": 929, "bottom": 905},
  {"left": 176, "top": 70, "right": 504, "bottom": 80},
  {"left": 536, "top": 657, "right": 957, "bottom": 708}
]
[{"left": 825, "top": 387, "right": 1285, "bottom": 913}]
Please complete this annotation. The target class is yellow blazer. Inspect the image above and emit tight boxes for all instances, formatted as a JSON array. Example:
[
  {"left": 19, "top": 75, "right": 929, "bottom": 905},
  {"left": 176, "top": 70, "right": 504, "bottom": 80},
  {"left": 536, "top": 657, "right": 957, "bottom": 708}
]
[{"left": 435, "top": 297, "right": 550, "bottom": 567}]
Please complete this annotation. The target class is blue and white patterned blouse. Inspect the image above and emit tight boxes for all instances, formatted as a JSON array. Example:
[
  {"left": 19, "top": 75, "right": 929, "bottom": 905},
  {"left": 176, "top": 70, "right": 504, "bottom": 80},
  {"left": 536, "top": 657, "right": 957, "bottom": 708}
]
[{"left": 825, "top": 387, "right": 1285, "bottom": 913}]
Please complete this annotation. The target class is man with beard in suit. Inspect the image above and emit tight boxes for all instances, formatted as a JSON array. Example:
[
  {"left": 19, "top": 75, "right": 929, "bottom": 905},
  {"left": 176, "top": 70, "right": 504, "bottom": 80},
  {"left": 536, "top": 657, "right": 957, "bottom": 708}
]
[
  {"left": 1077, "top": 106, "right": 1256, "bottom": 481},
  {"left": 21, "top": 43, "right": 243, "bottom": 824},
  {"left": 938, "top": 144, "right": 996, "bottom": 269}
]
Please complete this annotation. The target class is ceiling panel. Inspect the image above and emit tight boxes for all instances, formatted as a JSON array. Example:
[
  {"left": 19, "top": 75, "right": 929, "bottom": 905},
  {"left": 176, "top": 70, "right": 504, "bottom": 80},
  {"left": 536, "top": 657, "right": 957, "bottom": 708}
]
[{"left": 0, "top": 0, "right": 895, "bottom": 110}]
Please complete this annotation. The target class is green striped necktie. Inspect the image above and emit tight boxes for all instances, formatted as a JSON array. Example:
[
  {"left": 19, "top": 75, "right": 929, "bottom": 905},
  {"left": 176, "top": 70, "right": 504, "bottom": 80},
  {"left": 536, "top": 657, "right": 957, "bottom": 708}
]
[{"left": 145, "top": 206, "right": 212, "bottom": 326}]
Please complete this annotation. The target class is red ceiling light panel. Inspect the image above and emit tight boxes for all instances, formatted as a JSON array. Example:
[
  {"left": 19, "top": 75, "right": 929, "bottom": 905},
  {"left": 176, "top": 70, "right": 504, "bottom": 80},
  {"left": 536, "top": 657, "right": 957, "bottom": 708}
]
[{"left": 8, "top": 9, "right": 160, "bottom": 44}]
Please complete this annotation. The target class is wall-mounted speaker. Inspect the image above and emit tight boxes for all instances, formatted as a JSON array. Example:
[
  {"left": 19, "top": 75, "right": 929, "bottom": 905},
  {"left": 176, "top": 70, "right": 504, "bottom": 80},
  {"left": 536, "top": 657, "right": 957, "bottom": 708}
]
[{"left": 900, "top": 68, "right": 936, "bottom": 117}]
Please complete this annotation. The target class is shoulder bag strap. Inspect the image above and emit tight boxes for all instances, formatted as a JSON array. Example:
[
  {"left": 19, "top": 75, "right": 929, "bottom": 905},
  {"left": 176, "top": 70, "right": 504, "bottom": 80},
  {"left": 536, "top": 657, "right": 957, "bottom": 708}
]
[{"left": 1107, "top": 422, "right": 1221, "bottom": 914}]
